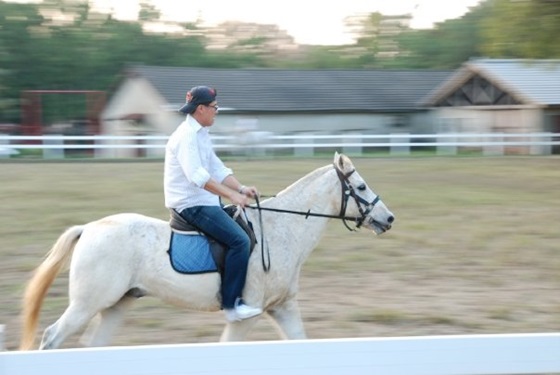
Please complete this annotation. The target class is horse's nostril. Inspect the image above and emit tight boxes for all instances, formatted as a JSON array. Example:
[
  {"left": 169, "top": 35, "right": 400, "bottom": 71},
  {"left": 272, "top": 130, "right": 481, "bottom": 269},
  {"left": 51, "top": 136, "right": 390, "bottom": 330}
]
[{"left": 387, "top": 215, "right": 394, "bottom": 224}]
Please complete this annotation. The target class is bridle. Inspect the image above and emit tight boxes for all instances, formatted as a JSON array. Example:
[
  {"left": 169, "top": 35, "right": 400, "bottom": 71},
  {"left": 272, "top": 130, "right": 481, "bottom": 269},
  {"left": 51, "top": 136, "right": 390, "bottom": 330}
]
[
  {"left": 245, "top": 164, "right": 382, "bottom": 272},
  {"left": 248, "top": 163, "right": 381, "bottom": 231},
  {"left": 334, "top": 164, "right": 381, "bottom": 231}
]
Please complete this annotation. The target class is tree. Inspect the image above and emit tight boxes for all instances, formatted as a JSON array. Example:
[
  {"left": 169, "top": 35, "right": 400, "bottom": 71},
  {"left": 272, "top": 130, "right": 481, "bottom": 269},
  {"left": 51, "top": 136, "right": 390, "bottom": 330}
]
[
  {"left": 0, "top": 0, "right": 261, "bottom": 123},
  {"left": 0, "top": 1, "right": 46, "bottom": 122},
  {"left": 352, "top": 12, "right": 383, "bottom": 67},
  {"left": 139, "top": 1, "right": 161, "bottom": 22},
  {"left": 480, "top": 0, "right": 560, "bottom": 58},
  {"left": 394, "top": 6, "right": 486, "bottom": 69},
  {"left": 0, "top": 38, "right": 18, "bottom": 122}
]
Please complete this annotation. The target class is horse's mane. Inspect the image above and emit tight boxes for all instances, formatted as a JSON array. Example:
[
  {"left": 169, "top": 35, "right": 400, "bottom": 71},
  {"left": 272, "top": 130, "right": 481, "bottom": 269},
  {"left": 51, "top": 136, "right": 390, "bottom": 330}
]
[{"left": 274, "top": 164, "right": 331, "bottom": 198}]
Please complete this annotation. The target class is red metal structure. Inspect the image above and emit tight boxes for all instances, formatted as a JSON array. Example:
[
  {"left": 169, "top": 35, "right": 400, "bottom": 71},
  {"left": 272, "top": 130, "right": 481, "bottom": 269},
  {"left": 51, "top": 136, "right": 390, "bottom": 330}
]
[{"left": 21, "top": 90, "right": 106, "bottom": 136}]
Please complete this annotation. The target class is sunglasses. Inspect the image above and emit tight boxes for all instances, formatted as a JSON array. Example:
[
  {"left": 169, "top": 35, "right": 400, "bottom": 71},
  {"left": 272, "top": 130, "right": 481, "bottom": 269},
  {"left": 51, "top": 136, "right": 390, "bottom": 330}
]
[{"left": 204, "top": 104, "right": 219, "bottom": 111}]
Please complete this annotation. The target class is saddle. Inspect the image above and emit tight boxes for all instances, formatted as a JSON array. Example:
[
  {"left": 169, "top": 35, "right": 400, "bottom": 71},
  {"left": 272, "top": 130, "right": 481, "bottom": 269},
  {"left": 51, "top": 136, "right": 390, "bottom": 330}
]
[{"left": 168, "top": 206, "right": 257, "bottom": 276}]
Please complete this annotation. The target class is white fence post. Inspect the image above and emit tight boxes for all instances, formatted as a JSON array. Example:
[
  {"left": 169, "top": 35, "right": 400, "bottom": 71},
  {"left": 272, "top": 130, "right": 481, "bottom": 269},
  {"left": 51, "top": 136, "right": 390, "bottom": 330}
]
[
  {"left": 483, "top": 134, "right": 504, "bottom": 156},
  {"left": 437, "top": 134, "right": 457, "bottom": 155},
  {"left": 294, "top": 133, "right": 313, "bottom": 157},
  {"left": 0, "top": 324, "right": 4, "bottom": 351},
  {"left": 94, "top": 137, "right": 112, "bottom": 159},
  {"left": 343, "top": 132, "right": 362, "bottom": 156},
  {"left": 542, "top": 132, "right": 553, "bottom": 155},
  {"left": 0, "top": 134, "right": 10, "bottom": 159},
  {"left": 43, "top": 135, "right": 64, "bottom": 159},
  {"left": 390, "top": 133, "right": 410, "bottom": 156},
  {"left": 146, "top": 134, "right": 166, "bottom": 158},
  {"left": 531, "top": 132, "right": 552, "bottom": 155}
]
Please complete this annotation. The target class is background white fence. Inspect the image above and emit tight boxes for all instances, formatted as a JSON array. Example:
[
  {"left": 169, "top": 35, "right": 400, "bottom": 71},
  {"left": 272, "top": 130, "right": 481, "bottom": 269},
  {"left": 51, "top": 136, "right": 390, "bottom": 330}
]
[
  {"left": 1, "top": 333, "right": 559, "bottom": 375},
  {"left": 1, "top": 132, "right": 559, "bottom": 158}
]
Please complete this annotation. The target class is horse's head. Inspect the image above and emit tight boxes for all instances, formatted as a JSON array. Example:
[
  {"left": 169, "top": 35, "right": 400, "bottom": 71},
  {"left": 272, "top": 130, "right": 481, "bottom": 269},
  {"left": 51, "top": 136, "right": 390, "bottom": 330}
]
[{"left": 333, "top": 152, "right": 395, "bottom": 235}]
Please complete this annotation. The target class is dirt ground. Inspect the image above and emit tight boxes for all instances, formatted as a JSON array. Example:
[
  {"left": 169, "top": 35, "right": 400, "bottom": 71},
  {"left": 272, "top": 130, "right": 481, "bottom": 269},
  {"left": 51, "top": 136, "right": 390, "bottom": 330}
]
[{"left": 1, "top": 156, "right": 559, "bottom": 350}]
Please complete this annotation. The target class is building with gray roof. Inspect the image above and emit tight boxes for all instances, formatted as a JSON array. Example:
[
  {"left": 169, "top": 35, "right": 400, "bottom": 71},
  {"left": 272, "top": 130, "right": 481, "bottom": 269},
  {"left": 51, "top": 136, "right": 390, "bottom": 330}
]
[
  {"left": 420, "top": 59, "right": 560, "bottom": 140},
  {"left": 100, "top": 60, "right": 560, "bottom": 156}
]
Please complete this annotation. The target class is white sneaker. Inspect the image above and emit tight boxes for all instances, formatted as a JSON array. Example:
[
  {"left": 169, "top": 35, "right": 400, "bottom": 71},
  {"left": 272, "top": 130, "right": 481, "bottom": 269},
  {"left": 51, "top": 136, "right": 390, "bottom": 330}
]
[{"left": 224, "top": 301, "right": 263, "bottom": 322}]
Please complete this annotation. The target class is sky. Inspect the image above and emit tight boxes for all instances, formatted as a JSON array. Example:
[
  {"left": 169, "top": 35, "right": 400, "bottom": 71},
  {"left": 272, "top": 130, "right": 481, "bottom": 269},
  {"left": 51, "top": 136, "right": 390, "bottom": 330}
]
[
  {"left": 91, "top": 0, "right": 483, "bottom": 45},
  {"left": 11, "top": 0, "right": 483, "bottom": 45}
]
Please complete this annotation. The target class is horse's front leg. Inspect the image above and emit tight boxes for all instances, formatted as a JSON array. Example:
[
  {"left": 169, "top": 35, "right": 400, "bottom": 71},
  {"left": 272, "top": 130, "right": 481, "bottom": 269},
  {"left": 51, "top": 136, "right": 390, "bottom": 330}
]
[
  {"left": 219, "top": 316, "right": 260, "bottom": 342},
  {"left": 267, "top": 299, "right": 307, "bottom": 340}
]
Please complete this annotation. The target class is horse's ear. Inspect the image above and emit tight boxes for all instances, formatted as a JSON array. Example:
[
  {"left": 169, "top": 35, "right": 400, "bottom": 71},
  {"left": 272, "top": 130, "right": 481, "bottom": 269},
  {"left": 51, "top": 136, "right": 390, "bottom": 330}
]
[
  {"left": 334, "top": 152, "right": 352, "bottom": 171},
  {"left": 334, "top": 151, "right": 342, "bottom": 168}
]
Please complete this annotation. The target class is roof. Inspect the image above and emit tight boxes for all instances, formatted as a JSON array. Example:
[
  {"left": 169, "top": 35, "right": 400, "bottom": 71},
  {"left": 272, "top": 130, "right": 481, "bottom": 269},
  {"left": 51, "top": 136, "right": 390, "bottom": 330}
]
[
  {"left": 421, "top": 59, "right": 560, "bottom": 106},
  {"left": 127, "top": 65, "right": 452, "bottom": 113}
]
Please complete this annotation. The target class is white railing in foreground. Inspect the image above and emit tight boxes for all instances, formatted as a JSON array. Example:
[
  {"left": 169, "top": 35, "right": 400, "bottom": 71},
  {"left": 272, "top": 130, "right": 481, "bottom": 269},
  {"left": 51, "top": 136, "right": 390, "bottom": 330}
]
[
  {"left": 0, "top": 133, "right": 559, "bottom": 158},
  {"left": 1, "top": 333, "right": 559, "bottom": 375}
]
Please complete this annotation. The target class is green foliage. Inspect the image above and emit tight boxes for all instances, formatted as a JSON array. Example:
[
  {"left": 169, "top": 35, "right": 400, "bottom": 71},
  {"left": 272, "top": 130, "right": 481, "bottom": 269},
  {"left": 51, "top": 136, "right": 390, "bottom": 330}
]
[
  {"left": 0, "top": 38, "right": 16, "bottom": 119},
  {"left": 480, "top": 0, "right": 560, "bottom": 58},
  {"left": 353, "top": 12, "right": 383, "bottom": 67},
  {"left": 0, "top": 0, "right": 265, "bottom": 124},
  {"left": 394, "top": 12, "right": 483, "bottom": 69},
  {"left": 139, "top": 1, "right": 161, "bottom": 22}
]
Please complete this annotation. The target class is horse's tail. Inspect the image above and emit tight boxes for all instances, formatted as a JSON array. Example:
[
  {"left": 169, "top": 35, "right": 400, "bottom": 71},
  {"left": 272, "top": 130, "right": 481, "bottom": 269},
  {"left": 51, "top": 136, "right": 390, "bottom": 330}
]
[{"left": 19, "top": 225, "right": 85, "bottom": 351}]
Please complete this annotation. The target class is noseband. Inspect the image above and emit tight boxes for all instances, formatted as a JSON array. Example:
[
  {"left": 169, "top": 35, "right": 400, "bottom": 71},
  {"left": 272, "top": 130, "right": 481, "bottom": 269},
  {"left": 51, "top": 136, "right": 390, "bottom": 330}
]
[{"left": 334, "top": 164, "right": 380, "bottom": 231}]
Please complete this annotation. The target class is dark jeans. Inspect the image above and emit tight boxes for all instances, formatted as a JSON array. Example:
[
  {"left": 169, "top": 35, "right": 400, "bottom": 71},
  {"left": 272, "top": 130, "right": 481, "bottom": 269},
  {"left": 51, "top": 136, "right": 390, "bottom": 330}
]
[{"left": 180, "top": 205, "right": 251, "bottom": 309}]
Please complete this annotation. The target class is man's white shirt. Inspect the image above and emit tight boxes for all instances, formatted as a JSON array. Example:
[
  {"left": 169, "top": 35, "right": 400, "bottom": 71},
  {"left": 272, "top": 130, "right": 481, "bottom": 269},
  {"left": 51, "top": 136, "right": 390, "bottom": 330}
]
[{"left": 164, "top": 115, "right": 232, "bottom": 212}]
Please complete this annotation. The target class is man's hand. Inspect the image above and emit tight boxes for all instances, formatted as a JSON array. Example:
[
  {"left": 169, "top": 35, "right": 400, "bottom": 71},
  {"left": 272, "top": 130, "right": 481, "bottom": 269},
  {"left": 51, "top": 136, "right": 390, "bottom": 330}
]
[
  {"left": 231, "top": 191, "right": 251, "bottom": 207},
  {"left": 240, "top": 185, "right": 259, "bottom": 198}
]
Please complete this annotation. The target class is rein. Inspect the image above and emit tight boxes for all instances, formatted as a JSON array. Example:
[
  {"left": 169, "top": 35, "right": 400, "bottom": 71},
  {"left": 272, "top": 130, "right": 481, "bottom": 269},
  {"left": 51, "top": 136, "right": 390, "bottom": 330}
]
[
  {"left": 246, "top": 164, "right": 381, "bottom": 272},
  {"left": 253, "top": 195, "right": 270, "bottom": 272},
  {"left": 248, "top": 204, "right": 368, "bottom": 222}
]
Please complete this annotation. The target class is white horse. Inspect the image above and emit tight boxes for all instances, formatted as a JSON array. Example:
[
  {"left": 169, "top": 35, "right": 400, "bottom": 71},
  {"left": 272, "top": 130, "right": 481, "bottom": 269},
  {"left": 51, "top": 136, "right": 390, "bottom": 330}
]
[{"left": 20, "top": 152, "right": 394, "bottom": 350}]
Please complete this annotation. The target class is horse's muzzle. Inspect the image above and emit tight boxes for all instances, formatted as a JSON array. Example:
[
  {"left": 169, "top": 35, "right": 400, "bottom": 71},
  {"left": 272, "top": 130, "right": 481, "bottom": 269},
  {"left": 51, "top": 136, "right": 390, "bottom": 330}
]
[{"left": 369, "top": 216, "right": 393, "bottom": 234}]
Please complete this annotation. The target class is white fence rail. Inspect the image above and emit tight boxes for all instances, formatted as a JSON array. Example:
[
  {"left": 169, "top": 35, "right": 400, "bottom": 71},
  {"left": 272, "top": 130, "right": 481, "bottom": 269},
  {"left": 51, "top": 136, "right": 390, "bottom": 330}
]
[
  {"left": 1, "top": 333, "right": 559, "bottom": 375},
  {"left": 1, "top": 133, "right": 559, "bottom": 158}
]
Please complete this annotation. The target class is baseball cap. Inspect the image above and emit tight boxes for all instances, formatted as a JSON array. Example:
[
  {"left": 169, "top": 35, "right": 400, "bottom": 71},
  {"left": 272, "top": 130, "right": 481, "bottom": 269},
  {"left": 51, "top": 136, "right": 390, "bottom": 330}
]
[{"left": 178, "top": 86, "right": 217, "bottom": 114}]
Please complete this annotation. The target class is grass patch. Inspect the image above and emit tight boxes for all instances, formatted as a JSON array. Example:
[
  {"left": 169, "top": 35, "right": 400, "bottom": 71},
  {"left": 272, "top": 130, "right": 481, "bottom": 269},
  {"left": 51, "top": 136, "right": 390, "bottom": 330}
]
[
  {"left": 351, "top": 310, "right": 459, "bottom": 327},
  {"left": 351, "top": 309, "right": 408, "bottom": 324}
]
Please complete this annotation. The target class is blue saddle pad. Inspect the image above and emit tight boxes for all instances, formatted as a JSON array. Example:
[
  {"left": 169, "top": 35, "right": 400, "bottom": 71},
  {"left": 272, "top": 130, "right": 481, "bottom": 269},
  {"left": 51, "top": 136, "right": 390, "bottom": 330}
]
[{"left": 168, "top": 232, "right": 218, "bottom": 274}]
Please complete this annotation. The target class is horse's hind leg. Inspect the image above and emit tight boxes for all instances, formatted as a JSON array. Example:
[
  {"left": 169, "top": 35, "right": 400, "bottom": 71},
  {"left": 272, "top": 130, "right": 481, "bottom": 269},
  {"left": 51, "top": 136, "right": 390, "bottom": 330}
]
[
  {"left": 80, "top": 296, "right": 136, "bottom": 347},
  {"left": 40, "top": 302, "right": 98, "bottom": 350},
  {"left": 40, "top": 278, "right": 132, "bottom": 349}
]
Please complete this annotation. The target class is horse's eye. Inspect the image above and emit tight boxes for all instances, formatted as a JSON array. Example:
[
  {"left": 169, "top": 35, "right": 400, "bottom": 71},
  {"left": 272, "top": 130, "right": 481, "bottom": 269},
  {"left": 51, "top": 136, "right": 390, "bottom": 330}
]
[{"left": 357, "top": 184, "right": 366, "bottom": 191}]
